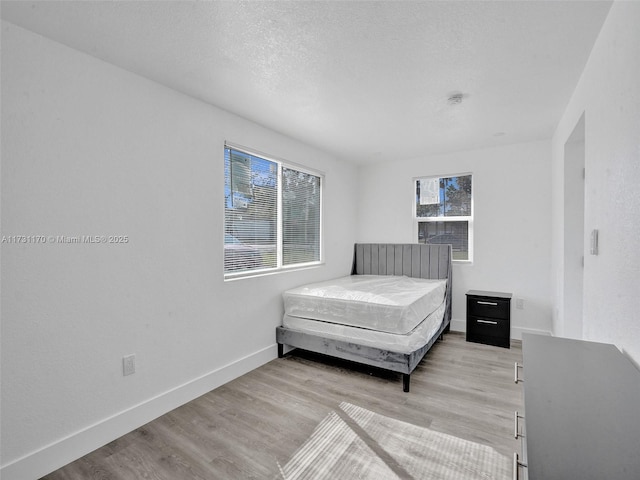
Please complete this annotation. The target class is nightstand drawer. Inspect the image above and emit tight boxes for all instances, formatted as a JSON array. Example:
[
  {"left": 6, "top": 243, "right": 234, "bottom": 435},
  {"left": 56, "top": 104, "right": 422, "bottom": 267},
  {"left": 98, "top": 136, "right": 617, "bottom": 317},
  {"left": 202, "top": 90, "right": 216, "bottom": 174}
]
[
  {"left": 467, "top": 315, "right": 509, "bottom": 339},
  {"left": 467, "top": 296, "right": 510, "bottom": 320}
]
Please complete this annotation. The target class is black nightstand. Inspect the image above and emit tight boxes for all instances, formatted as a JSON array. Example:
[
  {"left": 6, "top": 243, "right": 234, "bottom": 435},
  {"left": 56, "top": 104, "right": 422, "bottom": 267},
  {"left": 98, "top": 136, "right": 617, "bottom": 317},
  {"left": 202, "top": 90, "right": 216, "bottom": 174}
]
[{"left": 466, "top": 290, "right": 512, "bottom": 348}]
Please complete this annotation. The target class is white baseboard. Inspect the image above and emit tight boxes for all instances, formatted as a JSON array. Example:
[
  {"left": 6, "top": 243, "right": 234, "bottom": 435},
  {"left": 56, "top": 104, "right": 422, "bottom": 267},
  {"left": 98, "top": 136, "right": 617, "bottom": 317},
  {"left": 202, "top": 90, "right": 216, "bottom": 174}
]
[
  {"left": 510, "top": 326, "right": 553, "bottom": 340},
  {"left": 1, "top": 345, "right": 277, "bottom": 480},
  {"left": 449, "top": 318, "right": 552, "bottom": 340},
  {"left": 449, "top": 318, "right": 467, "bottom": 333}
]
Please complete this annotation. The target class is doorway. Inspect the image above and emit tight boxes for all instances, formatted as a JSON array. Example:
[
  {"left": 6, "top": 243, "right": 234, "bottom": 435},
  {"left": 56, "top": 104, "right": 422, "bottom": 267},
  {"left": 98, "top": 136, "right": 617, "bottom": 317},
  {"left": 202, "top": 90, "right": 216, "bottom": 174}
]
[{"left": 563, "top": 113, "right": 585, "bottom": 339}]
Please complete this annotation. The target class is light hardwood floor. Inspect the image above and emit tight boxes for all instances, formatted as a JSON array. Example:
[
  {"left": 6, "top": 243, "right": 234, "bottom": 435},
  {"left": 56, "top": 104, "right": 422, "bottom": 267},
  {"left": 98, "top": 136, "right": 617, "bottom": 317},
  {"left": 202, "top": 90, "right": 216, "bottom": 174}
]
[{"left": 41, "top": 332, "right": 523, "bottom": 479}]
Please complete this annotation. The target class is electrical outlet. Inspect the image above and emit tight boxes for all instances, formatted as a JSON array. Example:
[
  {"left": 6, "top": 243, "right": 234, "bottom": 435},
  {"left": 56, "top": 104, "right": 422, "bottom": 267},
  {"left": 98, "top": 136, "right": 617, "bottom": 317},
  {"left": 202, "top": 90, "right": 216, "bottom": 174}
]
[
  {"left": 123, "top": 354, "right": 136, "bottom": 376},
  {"left": 516, "top": 298, "right": 524, "bottom": 310}
]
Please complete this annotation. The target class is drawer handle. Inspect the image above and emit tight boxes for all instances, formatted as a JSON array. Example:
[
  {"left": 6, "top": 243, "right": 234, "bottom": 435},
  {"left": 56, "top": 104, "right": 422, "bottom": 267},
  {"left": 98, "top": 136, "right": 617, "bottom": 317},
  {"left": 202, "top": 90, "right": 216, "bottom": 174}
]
[
  {"left": 477, "top": 301, "right": 499, "bottom": 306},
  {"left": 513, "top": 452, "right": 528, "bottom": 480},
  {"left": 514, "top": 411, "right": 525, "bottom": 439},
  {"left": 514, "top": 362, "right": 523, "bottom": 383},
  {"left": 477, "top": 319, "right": 498, "bottom": 325}
]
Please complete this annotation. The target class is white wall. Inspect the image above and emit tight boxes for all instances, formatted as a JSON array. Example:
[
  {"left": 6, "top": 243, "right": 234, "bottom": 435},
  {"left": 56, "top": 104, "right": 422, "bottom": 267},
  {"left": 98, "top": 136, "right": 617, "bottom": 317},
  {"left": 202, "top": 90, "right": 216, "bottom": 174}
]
[
  {"left": 0, "top": 22, "right": 358, "bottom": 479},
  {"left": 356, "top": 141, "right": 553, "bottom": 338},
  {"left": 551, "top": 2, "right": 640, "bottom": 362}
]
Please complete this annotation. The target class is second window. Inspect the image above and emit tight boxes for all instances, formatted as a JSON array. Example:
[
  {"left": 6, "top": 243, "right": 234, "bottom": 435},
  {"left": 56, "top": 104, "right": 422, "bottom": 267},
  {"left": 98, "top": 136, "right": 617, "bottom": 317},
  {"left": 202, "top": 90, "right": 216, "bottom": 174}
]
[{"left": 414, "top": 174, "right": 472, "bottom": 262}]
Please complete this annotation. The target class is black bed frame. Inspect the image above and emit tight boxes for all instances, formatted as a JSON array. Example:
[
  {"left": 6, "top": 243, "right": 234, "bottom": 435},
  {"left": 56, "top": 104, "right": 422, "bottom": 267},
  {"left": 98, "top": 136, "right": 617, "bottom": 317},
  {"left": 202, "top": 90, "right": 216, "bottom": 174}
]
[{"left": 276, "top": 243, "right": 452, "bottom": 392}]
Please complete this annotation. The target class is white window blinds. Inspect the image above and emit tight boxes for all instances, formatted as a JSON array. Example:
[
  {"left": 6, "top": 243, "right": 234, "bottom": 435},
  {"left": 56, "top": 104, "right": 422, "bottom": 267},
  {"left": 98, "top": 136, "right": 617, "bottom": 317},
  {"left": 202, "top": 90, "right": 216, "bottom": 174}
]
[{"left": 282, "top": 167, "right": 321, "bottom": 266}]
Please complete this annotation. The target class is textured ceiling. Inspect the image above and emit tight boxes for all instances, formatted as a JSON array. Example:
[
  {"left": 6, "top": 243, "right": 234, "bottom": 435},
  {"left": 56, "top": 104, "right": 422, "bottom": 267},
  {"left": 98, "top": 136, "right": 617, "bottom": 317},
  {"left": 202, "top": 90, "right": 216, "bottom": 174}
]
[{"left": 1, "top": 1, "right": 612, "bottom": 164}]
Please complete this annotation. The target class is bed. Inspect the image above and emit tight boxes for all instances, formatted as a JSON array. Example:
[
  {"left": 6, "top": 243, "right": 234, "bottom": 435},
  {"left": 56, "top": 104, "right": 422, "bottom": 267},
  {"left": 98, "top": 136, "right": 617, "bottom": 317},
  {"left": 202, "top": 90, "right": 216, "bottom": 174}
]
[{"left": 276, "top": 243, "right": 452, "bottom": 392}]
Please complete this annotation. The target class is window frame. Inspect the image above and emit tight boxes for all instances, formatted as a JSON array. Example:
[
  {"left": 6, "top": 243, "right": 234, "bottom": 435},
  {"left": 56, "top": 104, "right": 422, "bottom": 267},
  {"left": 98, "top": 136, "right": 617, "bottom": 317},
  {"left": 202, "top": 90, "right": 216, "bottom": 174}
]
[
  {"left": 224, "top": 143, "right": 324, "bottom": 280},
  {"left": 412, "top": 173, "right": 473, "bottom": 264}
]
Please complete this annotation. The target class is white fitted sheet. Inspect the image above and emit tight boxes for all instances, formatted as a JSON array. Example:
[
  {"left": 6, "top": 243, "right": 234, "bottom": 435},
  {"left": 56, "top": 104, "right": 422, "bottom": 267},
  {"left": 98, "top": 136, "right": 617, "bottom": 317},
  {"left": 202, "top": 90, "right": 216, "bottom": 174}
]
[
  {"left": 283, "top": 275, "right": 447, "bottom": 334},
  {"left": 282, "top": 299, "right": 446, "bottom": 354}
]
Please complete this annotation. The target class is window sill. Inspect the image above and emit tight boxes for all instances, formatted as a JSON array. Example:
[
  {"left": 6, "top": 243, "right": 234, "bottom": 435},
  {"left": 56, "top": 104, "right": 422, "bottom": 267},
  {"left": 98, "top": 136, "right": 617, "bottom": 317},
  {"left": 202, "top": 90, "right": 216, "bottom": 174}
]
[
  {"left": 224, "top": 261, "right": 324, "bottom": 282},
  {"left": 453, "top": 259, "right": 474, "bottom": 266}
]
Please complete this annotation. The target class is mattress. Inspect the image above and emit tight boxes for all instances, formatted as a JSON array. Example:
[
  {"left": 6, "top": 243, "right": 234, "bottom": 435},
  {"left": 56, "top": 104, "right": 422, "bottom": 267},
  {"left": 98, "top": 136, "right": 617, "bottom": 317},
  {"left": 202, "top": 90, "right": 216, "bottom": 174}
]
[
  {"left": 283, "top": 275, "right": 447, "bottom": 334},
  {"left": 282, "top": 298, "right": 446, "bottom": 354}
]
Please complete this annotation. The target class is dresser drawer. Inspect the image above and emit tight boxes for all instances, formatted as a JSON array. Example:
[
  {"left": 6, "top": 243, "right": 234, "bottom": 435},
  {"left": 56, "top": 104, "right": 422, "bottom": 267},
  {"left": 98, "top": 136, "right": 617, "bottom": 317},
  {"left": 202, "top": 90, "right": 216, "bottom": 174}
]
[{"left": 467, "top": 296, "right": 510, "bottom": 320}]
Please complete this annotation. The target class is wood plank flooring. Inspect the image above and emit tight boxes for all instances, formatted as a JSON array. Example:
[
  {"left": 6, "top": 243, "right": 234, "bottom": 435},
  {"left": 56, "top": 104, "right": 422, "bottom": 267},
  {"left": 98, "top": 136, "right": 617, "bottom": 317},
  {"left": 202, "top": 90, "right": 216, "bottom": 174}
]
[{"left": 41, "top": 332, "right": 523, "bottom": 479}]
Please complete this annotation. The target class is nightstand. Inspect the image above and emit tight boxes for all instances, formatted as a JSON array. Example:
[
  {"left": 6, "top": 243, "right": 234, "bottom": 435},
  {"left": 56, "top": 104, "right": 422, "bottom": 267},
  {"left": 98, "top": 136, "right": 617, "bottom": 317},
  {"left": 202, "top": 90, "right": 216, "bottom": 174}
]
[{"left": 466, "top": 290, "right": 512, "bottom": 348}]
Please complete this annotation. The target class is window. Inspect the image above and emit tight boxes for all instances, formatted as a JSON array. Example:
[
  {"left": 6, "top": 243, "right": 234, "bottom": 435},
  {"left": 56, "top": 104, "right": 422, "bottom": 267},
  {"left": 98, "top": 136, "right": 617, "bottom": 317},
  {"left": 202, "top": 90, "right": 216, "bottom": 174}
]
[
  {"left": 414, "top": 174, "right": 472, "bottom": 262},
  {"left": 224, "top": 145, "right": 322, "bottom": 277}
]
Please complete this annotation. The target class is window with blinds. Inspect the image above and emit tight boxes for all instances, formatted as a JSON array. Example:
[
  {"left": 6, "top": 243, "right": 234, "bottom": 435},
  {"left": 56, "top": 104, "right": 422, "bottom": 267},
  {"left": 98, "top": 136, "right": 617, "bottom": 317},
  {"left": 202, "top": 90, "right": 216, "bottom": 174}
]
[{"left": 224, "top": 145, "right": 322, "bottom": 277}]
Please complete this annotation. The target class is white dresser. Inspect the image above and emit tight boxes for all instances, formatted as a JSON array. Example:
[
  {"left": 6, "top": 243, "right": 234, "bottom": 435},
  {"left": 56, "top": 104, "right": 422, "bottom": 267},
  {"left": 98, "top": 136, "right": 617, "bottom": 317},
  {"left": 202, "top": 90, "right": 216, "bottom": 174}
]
[{"left": 515, "top": 334, "right": 640, "bottom": 480}]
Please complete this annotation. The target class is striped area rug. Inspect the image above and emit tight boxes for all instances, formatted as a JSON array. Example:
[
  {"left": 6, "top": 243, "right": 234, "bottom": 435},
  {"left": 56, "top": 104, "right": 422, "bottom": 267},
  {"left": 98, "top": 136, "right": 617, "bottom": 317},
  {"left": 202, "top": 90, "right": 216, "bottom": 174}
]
[{"left": 278, "top": 402, "right": 511, "bottom": 480}]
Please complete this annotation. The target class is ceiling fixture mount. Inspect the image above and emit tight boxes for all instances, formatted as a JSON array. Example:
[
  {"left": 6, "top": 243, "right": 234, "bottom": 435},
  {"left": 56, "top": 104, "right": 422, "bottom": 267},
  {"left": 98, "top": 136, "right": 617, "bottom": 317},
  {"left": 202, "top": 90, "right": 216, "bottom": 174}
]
[{"left": 447, "top": 92, "right": 465, "bottom": 106}]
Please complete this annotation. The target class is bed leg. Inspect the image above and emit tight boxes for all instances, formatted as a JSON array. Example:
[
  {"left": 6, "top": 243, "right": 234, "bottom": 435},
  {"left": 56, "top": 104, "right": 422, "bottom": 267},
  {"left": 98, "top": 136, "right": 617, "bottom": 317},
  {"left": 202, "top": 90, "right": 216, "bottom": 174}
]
[
  {"left": 277, "top": 343, "right": 284, "bottom": 358},
  {"left": 403, "top": 374, "right": 410, "bottom": 392}
]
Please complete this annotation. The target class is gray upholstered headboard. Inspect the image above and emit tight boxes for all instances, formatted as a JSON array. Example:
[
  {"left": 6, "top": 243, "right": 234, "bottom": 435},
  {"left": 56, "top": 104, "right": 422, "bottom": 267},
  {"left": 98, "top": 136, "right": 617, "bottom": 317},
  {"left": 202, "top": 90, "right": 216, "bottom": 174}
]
[
  {"left": 351, "top": 243, "right": 451, "bottom": 280},
  {"left": 351, "top": 243, "right": 452, "bottom": 325}
]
